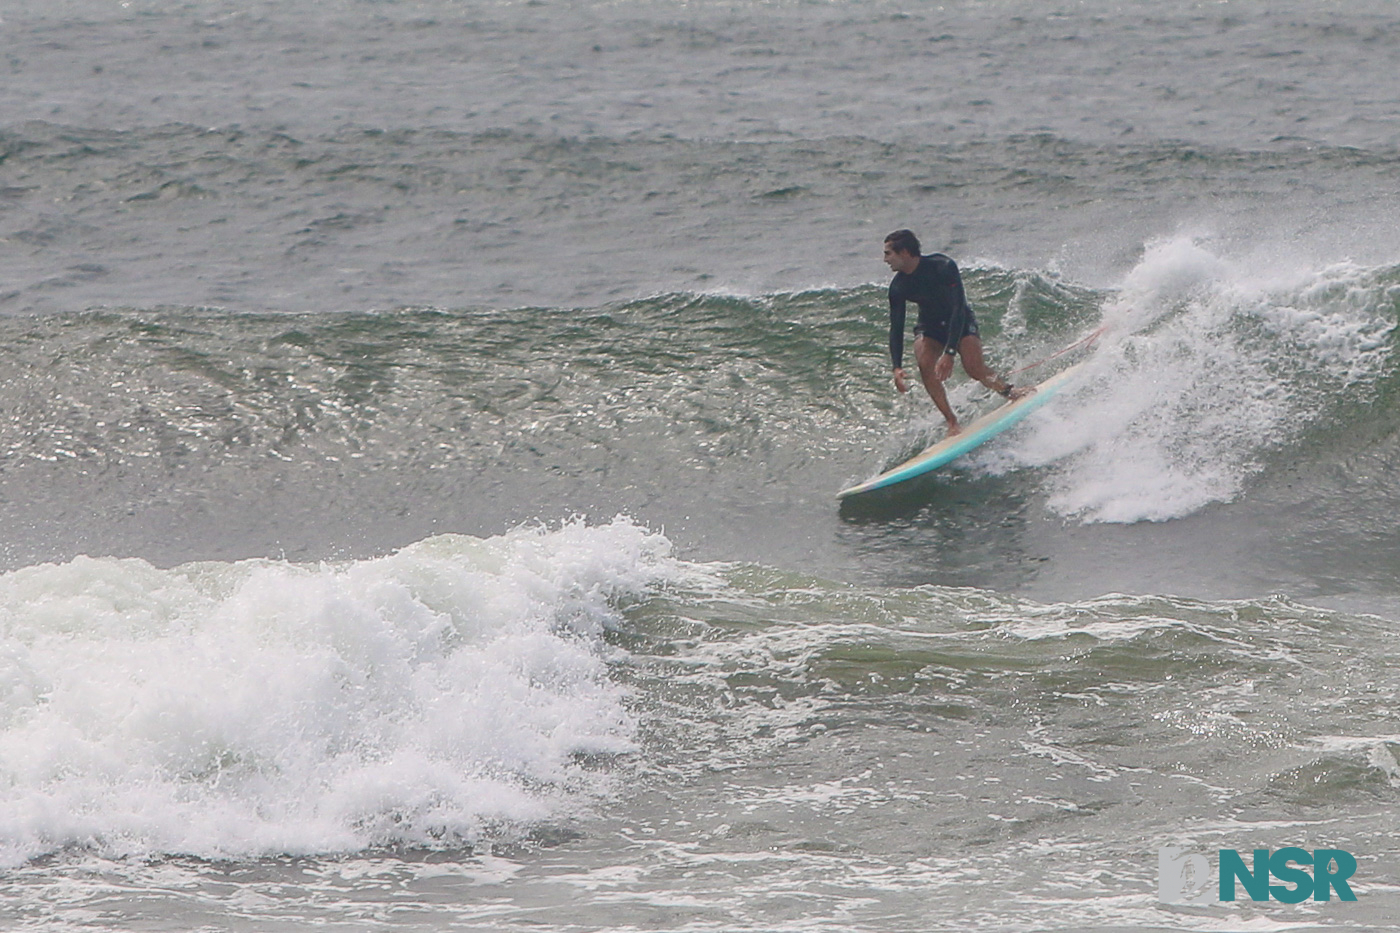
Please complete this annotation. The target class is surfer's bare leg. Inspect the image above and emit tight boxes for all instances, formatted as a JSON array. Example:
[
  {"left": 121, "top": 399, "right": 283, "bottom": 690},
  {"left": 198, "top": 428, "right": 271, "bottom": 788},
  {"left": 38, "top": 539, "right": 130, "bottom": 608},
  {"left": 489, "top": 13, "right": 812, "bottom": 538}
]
[
  {"left": 913, "top": 335, "right": 962, "bottom": 436},
  {"left": 957, "top": 335, "right": 1033, "bottom": 400}
]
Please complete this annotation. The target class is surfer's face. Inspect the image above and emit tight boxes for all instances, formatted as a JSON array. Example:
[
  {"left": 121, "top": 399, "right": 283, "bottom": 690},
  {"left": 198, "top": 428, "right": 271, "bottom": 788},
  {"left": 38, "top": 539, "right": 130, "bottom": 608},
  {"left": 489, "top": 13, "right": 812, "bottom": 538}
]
[{"left": 883, "top": 243, "right": 917, "bottom": 274}]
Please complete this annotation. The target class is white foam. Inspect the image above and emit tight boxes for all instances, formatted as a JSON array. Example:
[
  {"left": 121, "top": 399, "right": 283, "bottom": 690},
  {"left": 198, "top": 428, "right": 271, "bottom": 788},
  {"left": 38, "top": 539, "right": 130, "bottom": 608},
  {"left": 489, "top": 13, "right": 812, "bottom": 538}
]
[
  {"left": 994, "top": 235, "right": 1395, "bottom": 523},
  {"left": 0, "top": 517, "right": 677, "bottom": 866}
]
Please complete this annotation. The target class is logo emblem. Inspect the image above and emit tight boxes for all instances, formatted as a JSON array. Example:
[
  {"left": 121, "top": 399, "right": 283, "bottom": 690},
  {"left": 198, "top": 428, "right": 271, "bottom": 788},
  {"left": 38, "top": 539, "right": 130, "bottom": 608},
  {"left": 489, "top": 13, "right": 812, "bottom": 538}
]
[{"left": 1158, "top": 848, "right": 1212, "bottom": 904}]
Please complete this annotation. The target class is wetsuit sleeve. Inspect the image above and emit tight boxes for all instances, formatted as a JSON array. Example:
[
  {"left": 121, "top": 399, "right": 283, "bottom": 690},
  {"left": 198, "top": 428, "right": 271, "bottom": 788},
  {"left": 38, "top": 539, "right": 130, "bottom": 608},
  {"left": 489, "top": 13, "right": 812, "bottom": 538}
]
[
  {"left": 888, "top": 286, "right": 905, "bottom": 368},
  {"left": 943, "top": 260, "right": 970, "bottom": 356}
]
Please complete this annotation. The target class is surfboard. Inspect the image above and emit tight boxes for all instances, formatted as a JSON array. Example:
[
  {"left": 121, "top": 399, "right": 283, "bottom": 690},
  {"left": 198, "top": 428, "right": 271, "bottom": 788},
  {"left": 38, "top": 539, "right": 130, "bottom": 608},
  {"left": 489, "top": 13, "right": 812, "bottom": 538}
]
[{"left": 836, "top": 361, "right": 1086, "bottom": 500}]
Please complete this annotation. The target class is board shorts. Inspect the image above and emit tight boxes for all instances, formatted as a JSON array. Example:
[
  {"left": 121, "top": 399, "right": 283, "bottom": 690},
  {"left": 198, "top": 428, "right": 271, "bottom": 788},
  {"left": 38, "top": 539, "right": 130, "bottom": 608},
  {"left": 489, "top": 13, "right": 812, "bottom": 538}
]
[{"left": 914, "top": 312, "right": 979, "bottom": 350}]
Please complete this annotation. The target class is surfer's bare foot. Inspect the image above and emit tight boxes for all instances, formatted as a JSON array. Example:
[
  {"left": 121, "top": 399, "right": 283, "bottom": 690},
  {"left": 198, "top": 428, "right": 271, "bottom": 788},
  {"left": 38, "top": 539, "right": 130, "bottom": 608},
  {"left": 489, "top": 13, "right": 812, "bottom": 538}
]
[
  {"left": 1007, "top": 385, "right": 1034, "bottom": 401},
  {"left": 945, "top": 421, "right": 962, "bottom": 438}
]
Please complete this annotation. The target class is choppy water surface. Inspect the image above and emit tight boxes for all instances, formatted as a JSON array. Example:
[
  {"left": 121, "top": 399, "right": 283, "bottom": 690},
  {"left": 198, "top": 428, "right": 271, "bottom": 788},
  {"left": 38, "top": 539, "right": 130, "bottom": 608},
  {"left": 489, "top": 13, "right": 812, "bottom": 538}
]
[{"left": 4, "top": 0, "right": 1400, "bottom": 930}]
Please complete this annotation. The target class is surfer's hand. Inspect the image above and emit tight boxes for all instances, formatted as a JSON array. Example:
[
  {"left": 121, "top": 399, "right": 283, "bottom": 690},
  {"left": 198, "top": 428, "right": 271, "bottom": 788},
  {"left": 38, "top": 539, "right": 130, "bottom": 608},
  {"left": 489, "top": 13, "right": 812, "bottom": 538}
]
[
  {"left": 934, "top": 352, "right": 954, "bottom": 382},
  {"left": 893, "top": 368, "right": 908, "bottom": 393}
]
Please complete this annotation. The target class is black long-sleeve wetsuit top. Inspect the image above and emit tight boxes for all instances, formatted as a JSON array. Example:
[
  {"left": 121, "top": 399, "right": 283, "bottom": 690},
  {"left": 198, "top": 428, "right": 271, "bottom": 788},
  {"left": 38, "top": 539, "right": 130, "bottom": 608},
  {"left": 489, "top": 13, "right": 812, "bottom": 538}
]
[{"left": 888, "top": 252, "right": 976, "bottom": 369}]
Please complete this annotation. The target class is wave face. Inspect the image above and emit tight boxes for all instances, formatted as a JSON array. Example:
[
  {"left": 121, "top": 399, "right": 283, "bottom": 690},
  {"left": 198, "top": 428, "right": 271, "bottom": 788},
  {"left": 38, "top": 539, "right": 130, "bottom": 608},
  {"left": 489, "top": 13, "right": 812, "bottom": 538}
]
[
  {"left": 1, "top": 241, "right": 1397, "bottom": 601},
  {"left": 0, "top": 519, "right": 676, "bottom": 866}
]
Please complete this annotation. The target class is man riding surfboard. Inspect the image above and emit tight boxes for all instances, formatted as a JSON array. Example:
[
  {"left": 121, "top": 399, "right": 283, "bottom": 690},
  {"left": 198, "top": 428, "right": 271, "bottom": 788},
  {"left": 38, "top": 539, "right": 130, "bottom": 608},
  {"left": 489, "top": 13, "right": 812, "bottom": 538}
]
[{"left": 883, "top": 229, "right": 1031, "bottom": 436}]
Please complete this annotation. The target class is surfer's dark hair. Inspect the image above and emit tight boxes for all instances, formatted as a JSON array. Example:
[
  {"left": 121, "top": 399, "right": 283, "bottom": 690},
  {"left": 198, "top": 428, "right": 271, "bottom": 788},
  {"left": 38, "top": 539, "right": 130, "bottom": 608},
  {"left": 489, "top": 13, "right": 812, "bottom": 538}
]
[{"left": 884, "top": 229, "right": 921, "bottom": 256}]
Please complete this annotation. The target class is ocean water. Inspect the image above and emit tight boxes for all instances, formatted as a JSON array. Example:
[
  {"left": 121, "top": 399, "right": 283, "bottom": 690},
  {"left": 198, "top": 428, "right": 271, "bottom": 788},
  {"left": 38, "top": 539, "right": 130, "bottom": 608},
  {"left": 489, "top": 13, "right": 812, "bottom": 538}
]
[{"left": 3, "top": 0, "right": 1400, "bottom": 930}]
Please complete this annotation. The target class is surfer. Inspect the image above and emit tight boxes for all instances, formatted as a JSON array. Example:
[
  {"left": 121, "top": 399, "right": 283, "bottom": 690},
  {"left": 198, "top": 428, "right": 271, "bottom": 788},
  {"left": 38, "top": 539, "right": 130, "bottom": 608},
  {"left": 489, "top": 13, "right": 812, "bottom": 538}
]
[{"left": 883, "top": 229, "right": 1031, "bottom": 437}]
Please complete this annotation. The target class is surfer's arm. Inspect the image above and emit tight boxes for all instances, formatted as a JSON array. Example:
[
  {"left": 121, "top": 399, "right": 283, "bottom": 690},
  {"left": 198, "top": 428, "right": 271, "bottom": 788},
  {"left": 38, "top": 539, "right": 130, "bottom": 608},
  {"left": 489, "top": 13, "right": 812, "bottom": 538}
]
[
  {"left": 888, "top": 291, "right": 906, "bottom": 370},
  {"left": 943, "top": 260, "right": 970, "bottom": 358}
]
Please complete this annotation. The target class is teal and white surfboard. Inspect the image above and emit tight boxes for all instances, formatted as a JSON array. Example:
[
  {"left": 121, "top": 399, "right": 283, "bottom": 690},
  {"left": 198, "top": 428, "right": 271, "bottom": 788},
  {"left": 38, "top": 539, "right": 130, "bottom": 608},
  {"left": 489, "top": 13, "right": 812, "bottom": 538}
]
[{"left": 837, "top": 361, "right": 1085, "bottom": 500}]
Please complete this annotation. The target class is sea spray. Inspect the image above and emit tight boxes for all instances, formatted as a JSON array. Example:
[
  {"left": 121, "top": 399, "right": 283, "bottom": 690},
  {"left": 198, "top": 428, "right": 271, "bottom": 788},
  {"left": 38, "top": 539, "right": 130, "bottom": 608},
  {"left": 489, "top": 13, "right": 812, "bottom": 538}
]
[{"left": 995, "top": 236, "right": 1396, "bottom": 522}]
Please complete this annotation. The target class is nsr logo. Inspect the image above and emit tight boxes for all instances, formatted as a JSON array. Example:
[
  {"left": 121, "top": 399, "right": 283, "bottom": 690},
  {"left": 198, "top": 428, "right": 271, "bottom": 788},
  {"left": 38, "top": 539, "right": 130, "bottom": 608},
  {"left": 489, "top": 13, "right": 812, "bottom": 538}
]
[{"left": 1159, "top": 848, "right": 1358, "bottom": 904}]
